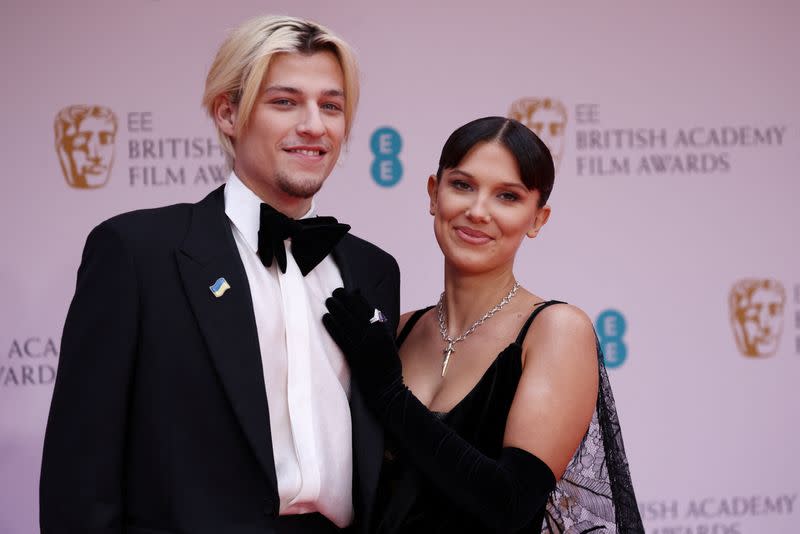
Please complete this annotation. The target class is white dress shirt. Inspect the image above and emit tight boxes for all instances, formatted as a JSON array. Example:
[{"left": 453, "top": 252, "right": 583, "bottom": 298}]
[{"left": 224, "top": 173, "right": 353, "bottom": 527}]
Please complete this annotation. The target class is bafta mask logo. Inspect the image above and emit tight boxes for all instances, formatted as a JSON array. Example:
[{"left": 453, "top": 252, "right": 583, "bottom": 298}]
[
  {"left": 508, "top": 98, "right": 567, "bottom": 173},
  {"left": 729, "top": 279, "right": 786, "bottom": 358},
  {"left": 55, "top": 105, "right": 118, "bottom": 189}
]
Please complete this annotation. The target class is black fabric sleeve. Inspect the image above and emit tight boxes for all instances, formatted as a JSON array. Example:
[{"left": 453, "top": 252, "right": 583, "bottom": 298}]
[
  {"left": 323, "top": 290, "right": 556, "bottom": 532},
  {"left": 40, "top": 221, "right": 139, "bottom": 533},
  {"left": 380, "top": 384, "right": 556, "bottom": 532}
]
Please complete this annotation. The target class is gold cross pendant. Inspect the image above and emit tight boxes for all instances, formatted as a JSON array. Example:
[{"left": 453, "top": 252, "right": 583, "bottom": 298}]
[{"left": 442, "top": 341, "right": 455, "bottom": 377}]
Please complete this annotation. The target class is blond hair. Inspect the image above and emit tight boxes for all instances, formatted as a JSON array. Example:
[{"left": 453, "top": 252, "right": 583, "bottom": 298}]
[{"left": 202, "top": 15, "right": 359, "bottom": 167}]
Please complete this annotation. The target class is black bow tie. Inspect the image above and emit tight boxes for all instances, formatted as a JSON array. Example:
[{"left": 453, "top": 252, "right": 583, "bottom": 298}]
[{"left": 257, "top": 203, "right": 350, "bottom": 276}]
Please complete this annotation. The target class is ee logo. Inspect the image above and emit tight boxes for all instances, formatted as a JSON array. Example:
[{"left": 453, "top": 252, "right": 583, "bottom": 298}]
[
  {"left": 370, "top": 127, "right": 403, "bottom": 187},
  {"left": 595, "top": 309, "right": 627, "bottom": 369}
]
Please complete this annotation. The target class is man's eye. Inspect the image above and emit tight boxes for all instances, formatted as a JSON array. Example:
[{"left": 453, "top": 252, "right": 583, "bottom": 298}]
[
  {"left": 322, "top": 102, "right": 343, "bottom": 112},
  {"left": 271, "top": 99, "right": 294, "bottom": 106}
]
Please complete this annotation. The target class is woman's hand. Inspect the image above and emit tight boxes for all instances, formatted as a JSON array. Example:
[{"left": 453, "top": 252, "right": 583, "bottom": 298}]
[{"left": 322, "top": 288, "right": 404, "bottom": 414}]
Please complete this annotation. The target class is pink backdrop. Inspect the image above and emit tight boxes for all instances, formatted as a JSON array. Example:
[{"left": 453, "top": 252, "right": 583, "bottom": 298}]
[{"left": 2, "top": 1, "right": 798, "bottom": 532}]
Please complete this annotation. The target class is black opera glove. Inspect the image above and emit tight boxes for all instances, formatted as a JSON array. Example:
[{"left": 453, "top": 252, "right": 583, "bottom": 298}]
[
  {"left": 324, "top": 289, "right": 556, "bottom": 532},
  {"left": 322, "top": 288, "right": 405, "bottom": 416}
]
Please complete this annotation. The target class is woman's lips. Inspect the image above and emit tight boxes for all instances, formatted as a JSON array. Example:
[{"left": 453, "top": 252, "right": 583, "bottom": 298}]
[{"left": 455, "top": 226, "right": 493, "bottom": 245}]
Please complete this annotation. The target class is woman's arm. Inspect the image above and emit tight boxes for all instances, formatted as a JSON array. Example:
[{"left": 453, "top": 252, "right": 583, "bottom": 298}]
[
  {"left": 504, "top": 303, "right": 599, "bottom": 479},
  {"left": 323, "top": 290, "right": 597, "bottom": 531}
]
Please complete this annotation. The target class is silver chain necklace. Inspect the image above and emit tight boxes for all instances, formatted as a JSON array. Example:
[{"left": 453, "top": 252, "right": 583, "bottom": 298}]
[{"left": 436, "top": 281, "right": 520, "bottom": 377}]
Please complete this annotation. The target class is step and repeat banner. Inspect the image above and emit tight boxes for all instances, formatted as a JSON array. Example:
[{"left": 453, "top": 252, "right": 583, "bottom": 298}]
[{"left": 1, "top": 1, "right": 798, "bottom": 532}]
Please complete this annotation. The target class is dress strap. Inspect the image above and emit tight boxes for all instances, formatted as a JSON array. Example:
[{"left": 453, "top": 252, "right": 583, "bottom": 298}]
[
  {"left": 514, "top": 300, "right": 567, "bottom": 345},
  {"left": 396, "top": 305, "right": 435, "bottom": 347}
]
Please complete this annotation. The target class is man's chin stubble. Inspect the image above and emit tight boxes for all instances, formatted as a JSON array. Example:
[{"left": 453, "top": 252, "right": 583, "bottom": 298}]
[{"left": 276, "top": 173, "right": 325, "bottom": 200}]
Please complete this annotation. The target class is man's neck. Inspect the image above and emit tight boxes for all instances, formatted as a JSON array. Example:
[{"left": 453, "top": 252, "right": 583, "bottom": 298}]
[{"left": 234, "top": 170, "right": 313, "bottom": 219}]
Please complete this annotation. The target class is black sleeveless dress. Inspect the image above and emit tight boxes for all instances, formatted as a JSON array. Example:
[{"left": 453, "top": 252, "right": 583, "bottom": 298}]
[{"left": 372, "top": 301, "right": 645, "bottom": 534}]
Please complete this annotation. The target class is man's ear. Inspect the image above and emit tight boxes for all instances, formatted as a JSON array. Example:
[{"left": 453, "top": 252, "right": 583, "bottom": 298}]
[
  {"left": 213, "top": 96, "right": 237, "bottom": 138},
  {"left": 427, "top": 175, "right": 438, "bottom": 215},
  {"left": 527, "top": 204, "right": 551, "bottom": 238}
]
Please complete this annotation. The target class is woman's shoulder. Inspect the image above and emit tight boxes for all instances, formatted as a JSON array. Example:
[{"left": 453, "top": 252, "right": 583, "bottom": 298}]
[
  {"left": 520, "top": 301, "right": 597, "bottom": 369},
  {"left": 397, "top": 307, "right": 435, "bottom": 338},
  {"left": 531, "top": 301, "right": 594, "bottom": 334},
  {"left": 397, "top": 310, "right": 416, "bottom": 336}
]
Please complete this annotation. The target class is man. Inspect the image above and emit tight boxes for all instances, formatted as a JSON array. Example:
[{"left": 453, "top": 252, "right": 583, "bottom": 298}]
[{"left": 40, "top": 15, "right": 399, "bottom": 534}]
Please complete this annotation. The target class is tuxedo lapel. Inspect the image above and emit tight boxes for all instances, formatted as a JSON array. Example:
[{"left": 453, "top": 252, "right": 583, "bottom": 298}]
[
  {"left": 331, "top": 241, "right": 356, "bottom": 291},
  {"left": 332, "top": 239, "right": 384, "bottom": 531},
  {"left": 175, "top": 186, "right": 278, "bottom": 494}
]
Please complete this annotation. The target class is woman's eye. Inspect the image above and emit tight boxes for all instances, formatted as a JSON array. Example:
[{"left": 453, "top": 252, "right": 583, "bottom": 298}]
[
  {"left": 499, "top": 192, "right": 520, "bottom": 202},
  {"left": 451, "top": 180, "right": 471, "bottom": 191}
]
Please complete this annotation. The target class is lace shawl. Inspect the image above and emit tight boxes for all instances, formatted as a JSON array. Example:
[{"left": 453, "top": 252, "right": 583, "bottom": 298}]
[{"left": 541, "top": 344, "right": 645, "bottom": 533}]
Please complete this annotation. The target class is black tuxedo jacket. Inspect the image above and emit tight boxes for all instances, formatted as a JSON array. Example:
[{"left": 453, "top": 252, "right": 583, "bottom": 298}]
[{"left": 40, "top": 186, "right": 400, "bottom": 534}]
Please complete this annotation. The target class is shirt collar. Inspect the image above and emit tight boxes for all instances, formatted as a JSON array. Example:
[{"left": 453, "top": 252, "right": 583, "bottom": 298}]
[{"left": 224, "top": 172, "right": 317, "bottom": 253}]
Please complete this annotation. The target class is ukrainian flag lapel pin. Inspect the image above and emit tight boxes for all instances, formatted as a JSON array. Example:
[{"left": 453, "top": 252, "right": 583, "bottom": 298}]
[{"left": 209, "top": 277, "right": 231, "bottom": 298}]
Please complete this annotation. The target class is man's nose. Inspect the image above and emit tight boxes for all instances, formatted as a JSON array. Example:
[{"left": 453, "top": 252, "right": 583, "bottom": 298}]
[{"left": 297, "top": 105, "right": 325, "bottom": 137}]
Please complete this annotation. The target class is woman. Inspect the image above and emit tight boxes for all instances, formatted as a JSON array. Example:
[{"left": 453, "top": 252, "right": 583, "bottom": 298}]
[{"left": 323, "top": 117, "right": 643, "bottom": 533}]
